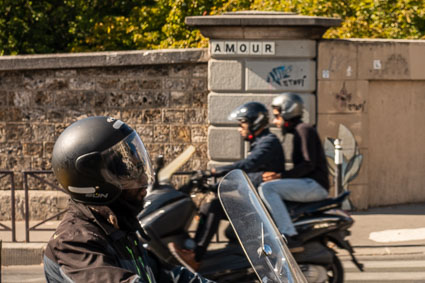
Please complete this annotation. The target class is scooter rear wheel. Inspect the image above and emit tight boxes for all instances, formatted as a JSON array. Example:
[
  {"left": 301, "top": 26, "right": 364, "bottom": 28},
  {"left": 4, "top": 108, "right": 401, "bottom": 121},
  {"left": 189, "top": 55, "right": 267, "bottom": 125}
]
[{"left": 327, "top": 254, "right": 344, "bottom": 283}]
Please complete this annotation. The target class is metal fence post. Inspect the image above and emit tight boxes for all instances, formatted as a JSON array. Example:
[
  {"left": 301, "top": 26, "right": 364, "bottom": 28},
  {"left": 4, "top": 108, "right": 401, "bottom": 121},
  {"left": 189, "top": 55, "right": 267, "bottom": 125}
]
[{"left": 334, "top": 139, "right": 343, "bottom": 197}]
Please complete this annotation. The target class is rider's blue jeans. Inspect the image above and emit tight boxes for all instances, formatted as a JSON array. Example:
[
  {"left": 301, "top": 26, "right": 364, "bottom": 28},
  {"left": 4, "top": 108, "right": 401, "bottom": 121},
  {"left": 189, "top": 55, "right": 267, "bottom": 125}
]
[{"left": 258, "top": 178, "right": 328, "bottom": 236}]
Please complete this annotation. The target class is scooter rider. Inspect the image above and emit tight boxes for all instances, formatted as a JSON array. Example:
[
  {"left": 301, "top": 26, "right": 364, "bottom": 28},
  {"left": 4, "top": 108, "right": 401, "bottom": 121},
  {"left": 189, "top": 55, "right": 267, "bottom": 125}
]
[
  {"left": 258, "top": 93, "right": 329, "bottom": 247},
  {"left": 169, "top": 102, "right": 286, "bottom": 271},
  {"left": 44, "top": 116, "right": 213, "bottom": 283}
]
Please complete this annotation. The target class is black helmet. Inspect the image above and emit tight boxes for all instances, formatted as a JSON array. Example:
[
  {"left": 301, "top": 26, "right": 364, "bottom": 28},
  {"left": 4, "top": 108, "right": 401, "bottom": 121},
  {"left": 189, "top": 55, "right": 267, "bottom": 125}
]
[
  {"left": 272, "top": 93, "right": 304, "bottom": 121},
  {"left": 52, "top": 116, "right": 154, "bottom": 205},
  {"left": 228, "top": 102, "right": 269, "bottom": 133}
]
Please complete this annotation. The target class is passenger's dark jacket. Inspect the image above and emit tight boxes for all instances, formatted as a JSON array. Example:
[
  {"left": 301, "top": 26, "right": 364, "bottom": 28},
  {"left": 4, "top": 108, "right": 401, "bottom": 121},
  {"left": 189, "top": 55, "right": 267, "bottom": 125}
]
[
  {"left": 215, "top": 128, "right": 285, "bottom": 186},
  {"left": 44, "top": 200, "right": 213, "bottom": 283},
  {"left": 284, "top": 122, "right": 329, "bottom": 190}
]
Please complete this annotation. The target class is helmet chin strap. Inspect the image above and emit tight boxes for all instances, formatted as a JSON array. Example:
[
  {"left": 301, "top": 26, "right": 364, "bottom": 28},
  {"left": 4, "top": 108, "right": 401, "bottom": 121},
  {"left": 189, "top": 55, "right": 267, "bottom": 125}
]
[{"left": 281, "top": 117, "right": 301, "bottom": 135}]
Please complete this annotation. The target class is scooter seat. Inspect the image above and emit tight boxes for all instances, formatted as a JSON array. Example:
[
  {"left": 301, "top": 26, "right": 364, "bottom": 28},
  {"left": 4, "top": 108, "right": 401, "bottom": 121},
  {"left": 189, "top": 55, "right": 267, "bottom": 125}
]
[{"left": 287, "top": 191, "right": 350, "bottom": 219}]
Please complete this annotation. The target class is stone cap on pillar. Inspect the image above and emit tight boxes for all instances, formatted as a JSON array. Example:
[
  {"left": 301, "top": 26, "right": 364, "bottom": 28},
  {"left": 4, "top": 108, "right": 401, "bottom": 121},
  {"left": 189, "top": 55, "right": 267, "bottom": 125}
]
[{"left": 186, "top": 11, "right": 341, "bottom": 40}]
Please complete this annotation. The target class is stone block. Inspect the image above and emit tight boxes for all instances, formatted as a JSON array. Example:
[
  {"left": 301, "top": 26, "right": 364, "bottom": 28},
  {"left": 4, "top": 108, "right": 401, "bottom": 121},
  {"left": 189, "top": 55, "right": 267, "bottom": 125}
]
[
  {"left": 317, "top": 39, "right": 358, "bottom": 80},
  {"left": 357, "top": 40, "right": 425, "bottom": 80},
  {"left": 169, "top": 64, "right": 192, "bottom": 77},
  {"left": 163, "top": 109, "right": 186, "bottom": 124},
  {"left": 164, "top": 78, "right": 190, "bottom": 91},
  {"left": 141, "top": 109, "right": 162, "bottom": 124},
  {"left": 55, "top": 91, "right": 95, "bottom": 108},
  {"left": 0, "top": 190, "right": 69, "bottom": 221},
  {"left": 170, "top": 91, "right": 191, "bottom": 107},
  {"left": 208, "top": 60, "right": 242, "bottom": 91},
  {"left": 318, "top": 80, "right": 368, "bottom": 114},
  {"left": 43, "top": 142, "right": 55, "bottom": 158},
  {"left": 187, "top": 108, "right": 208, "bottom": 124},
  {"left": 246, "top": 59, "right": 316, "bottom": 92},
  {"left": 208, "top": 126, "right": 243, "bottom": 161},
  {"left": 6, "top": 123, "right": 32, "bottom": 141},
  {"left": 69, "top": 77, "right": 95, "bottom": 91},
  {"left": 12, "top": 91, "right": 32, "bottom": 108},
  {"left": 210, "top": 40, "right": 316, "bottom": 59},
  {"left": 317, "top": 113, "right": 368, "bottom": 148},
  {"left": 153, "top": 125, "right": 170, "bottom": 143},
  {"left": 96, "top": 77, "right": 120, "bottom": 90},
  {"left": 23, "top": 143, "right": 43, "bottom": 157},
  {"left": 170, "top": 125, "right": 191, "bottom": 143},
  {"left": 32, "top": 123, "right": 56, "bottom": 142},
  {"left": 192, "top": 64, "right": 208, "bottom": 77},
  {"left": 192, "top": 91, "right": 209, "bottom": 108},
  {"left": 45, "top": 78, "right": 68, "bottom": 91},
  {"left": 0, "top": 122, "right": 5, "bottom": 142},
  {"left": 191, "top": 125, "right": 208, "bottom": 143},
  {"left": 190, "top": 77, "right": 208, "bottom": 92},
  {"left": 34, "top": 90, "right": 54, "bottom": 107},
  {"left": 208, "top": 92, "right": 316, "bottom": 125}
]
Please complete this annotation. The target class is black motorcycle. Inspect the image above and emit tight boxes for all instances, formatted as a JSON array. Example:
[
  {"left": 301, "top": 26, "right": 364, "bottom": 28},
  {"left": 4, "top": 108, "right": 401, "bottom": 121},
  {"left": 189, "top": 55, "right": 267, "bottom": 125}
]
[{"left": 138, "top": 147, "right": 363, "bottom": 282}]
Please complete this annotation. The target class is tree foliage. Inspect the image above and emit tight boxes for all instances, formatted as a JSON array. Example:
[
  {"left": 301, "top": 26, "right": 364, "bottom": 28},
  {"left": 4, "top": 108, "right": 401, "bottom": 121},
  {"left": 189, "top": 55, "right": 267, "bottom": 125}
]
[{"left": 0, "top": 0, "right": 424, "bottom": 55}]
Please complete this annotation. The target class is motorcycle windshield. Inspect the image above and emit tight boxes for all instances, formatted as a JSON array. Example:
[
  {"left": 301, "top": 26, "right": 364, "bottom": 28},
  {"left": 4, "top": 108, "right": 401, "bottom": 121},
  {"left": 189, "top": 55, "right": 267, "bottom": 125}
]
[{"left": 218, "top": 169, "right": 307, "bottom": 283}]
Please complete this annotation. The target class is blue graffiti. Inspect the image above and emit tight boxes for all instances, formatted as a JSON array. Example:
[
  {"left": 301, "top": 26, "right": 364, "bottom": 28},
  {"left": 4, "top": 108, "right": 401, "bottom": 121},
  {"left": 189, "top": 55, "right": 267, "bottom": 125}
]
[
  {"left": 267, "top": 65, "right": 291, "bottom": 86},
  {"left": 267, "top": 65, "right": 306, "bottom": 87}
]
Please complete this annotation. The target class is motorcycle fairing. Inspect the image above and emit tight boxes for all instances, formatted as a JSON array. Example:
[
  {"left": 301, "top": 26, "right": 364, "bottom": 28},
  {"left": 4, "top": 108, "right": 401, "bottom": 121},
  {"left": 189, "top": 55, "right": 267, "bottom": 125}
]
[{"left": 218, "top": 169, "right": 307, "bottom": 283}]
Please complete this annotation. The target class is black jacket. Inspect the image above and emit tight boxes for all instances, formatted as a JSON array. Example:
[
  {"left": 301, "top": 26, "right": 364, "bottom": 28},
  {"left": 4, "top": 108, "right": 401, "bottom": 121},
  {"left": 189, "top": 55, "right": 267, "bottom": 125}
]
[
  {"left": 284, "top": 122, "right": 329, "bottom": 190},
  {"left": 215, "top": 128, "right": 286, "bottom": 186},
  {"left": 44, "top": 200, "right": 213, "bottom": 283}
]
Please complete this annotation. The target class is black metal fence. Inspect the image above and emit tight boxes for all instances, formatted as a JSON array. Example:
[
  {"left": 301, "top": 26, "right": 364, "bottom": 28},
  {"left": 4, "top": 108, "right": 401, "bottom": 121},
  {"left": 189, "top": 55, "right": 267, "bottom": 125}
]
[
  {"left": 23, "top": 170, "right": 68, "bottom": 242},
  {"left": 0, "top": 171, "right": 16, "bottom": 242}
]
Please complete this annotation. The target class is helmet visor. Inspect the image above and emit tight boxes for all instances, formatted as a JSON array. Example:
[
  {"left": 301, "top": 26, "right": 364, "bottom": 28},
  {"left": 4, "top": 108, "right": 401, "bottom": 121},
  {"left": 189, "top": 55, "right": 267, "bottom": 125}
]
[{"left": 100, "top": 131, "right": 154, "bottom": 190}]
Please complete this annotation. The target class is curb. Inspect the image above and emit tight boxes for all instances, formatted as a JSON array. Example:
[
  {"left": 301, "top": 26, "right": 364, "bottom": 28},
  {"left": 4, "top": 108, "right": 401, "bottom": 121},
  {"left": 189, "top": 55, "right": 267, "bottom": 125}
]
[
  {"left": 1, "top": 243, "right": 46, "bottom": 265},
  {"left": 2, "top": 243, "right": 425, "bottom": 266}
]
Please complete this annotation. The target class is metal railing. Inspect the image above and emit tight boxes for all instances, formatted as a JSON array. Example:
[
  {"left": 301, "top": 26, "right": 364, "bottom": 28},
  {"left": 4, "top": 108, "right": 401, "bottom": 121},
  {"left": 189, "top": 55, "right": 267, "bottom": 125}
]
[
  {"left": 0, "top": 171, "right": 16, "bottom": 242},
  {"left": 23, "top": 170, "right": 68, "bottom": 242}
]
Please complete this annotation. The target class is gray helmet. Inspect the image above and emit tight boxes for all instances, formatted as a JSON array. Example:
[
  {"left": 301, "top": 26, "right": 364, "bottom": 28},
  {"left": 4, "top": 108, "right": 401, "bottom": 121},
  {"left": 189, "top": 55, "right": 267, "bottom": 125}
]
[
  {"left": 52, "top": 116, "right": 154, "bottom": 205},
  {"left": 272, "top": 93, "right": 304, "bottom": 120}
]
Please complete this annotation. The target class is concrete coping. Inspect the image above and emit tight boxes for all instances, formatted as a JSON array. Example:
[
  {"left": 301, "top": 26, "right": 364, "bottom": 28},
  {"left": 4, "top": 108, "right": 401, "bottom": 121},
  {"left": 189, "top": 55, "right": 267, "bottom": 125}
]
[
  {"left": 0, "top": 48, "right": 209, "bottom": 71},
  {"left": 186, "top": 12, "right": 342, "bottom": 27}
]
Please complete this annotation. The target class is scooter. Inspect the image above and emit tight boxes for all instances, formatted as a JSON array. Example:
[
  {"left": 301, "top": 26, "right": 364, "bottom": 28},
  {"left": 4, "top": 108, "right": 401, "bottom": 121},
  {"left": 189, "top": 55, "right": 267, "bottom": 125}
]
[
  {"left": 284, "top": 191, "right": 364, "bottom": 283},
  {"left": 138, "top": 146, "right": 362, "bottom": 282}
]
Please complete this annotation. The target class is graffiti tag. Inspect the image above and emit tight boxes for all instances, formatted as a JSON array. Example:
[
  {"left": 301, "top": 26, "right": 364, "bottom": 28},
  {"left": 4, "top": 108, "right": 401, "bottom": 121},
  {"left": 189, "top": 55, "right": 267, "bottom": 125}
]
[
  {"left": 334, "top": 82, "right": 366, "bottom": 112},
  {"left": 267, "top": 65, "right": 307, "bottom": 87}
]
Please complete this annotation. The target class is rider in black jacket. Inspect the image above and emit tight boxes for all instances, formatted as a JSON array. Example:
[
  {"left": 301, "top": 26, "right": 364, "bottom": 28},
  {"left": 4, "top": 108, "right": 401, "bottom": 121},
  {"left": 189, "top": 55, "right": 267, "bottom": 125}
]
[
  {"left": 259, "top": 93, "right": 329, "bottom": 247},
  {"left": 44, "top": 116, "right": 213, "bottom": 283},
  {"left": 169, "top": 102, "right": 286, "bottom": 271}
]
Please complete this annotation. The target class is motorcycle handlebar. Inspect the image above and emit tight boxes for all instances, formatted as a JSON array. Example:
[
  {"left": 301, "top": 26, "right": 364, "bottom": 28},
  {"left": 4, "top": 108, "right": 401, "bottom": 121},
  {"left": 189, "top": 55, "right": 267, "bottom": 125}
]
[{"left": 176, "top": 170, "right": 217, "bottom": 194}]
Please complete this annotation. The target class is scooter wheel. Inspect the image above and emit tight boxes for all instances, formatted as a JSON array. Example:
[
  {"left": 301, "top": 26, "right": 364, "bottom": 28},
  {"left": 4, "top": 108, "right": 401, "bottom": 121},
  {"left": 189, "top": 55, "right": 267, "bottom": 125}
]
[{"left": 327, "top": 254, "right": 344, "bottom": 283}]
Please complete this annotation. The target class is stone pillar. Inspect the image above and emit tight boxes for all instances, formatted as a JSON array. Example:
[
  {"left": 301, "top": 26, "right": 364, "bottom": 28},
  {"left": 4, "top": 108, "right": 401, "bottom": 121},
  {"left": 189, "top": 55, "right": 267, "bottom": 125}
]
[{"left": 186, "top": 11, "right": 341, "bottom": 167}]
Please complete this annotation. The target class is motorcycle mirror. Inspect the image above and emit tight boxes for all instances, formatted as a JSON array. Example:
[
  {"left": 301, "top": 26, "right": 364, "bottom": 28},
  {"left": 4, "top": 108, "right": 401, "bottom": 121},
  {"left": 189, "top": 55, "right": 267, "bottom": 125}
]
[{"left": 157, "top": 146, "right": 195, "bottom": 184}]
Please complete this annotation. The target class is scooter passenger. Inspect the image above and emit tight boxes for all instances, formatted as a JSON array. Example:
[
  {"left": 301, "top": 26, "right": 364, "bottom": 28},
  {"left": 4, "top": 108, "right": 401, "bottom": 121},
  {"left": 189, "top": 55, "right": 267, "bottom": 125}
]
[
  {"left": 44, "top": 116, "right": 213, "bottom": 283},
  {"left": 169, "top": 102, "right": 286, "bottom": 271},
  {"left": 259, "top": 93, "right": 329, "bottom": 250}
]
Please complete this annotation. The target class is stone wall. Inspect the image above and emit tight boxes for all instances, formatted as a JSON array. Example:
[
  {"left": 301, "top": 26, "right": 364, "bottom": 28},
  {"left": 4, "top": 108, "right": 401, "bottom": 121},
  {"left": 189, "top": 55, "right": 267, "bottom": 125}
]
[{"left": 0, "top": 49, "right": 209, "bottom": 220}]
